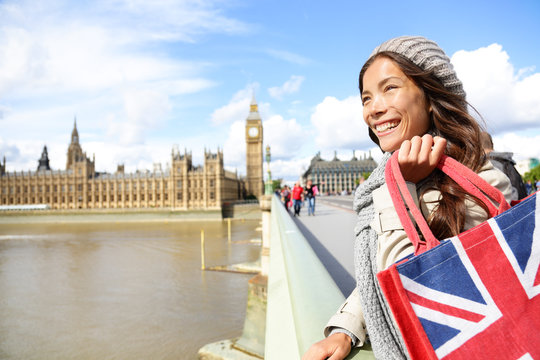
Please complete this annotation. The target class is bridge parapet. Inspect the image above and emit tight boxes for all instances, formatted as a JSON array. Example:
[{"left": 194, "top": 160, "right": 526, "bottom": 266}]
[{"left": 265, "top": 196, "right": 374, "bottom": 359}]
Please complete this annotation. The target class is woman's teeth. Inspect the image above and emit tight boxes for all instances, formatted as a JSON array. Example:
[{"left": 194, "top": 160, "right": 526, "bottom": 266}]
[{"left": 376, "top": 121, "right": 399, "bottom": 132}]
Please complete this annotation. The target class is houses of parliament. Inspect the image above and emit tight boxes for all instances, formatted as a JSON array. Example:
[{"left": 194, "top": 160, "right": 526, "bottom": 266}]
[{"left": 0, "top": 99, "right": 265, "bottom": 211}]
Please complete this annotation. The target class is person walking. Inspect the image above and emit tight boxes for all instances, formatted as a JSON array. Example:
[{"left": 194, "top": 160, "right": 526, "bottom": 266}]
[
  {"left": 281, "top": 185, "right": 291, "bottom": 211},
  {"left": 303, "top": 35, "right": 512, "bottom": 360},
  {"left": 525, "top": 180, "right": 533, "bottom": 195},
  {"left": 304, "top": 179, "right": 318, "bottom": 216},
  {"left": 480, "top": 131, "right": 527, "bottom": 200},
  {"left": 291, "top": 182, "right": 304, "bottom": 217}
]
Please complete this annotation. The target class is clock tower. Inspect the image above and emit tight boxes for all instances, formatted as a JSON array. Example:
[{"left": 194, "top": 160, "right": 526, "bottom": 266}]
[{"left": 245, "top": 95, "right": 264, "bottom": 199}]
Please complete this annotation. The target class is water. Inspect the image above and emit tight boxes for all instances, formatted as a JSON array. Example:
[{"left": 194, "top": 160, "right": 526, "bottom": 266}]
[{"left": 0, "top": 220, "right": 261, "bottom": 360}]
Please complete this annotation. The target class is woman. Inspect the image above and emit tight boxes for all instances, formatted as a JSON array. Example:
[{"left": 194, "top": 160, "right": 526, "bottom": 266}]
[
  {"left": 281, "top": 185, "right": 291, "bottom": 211},
  {"left": 304, "top": 179, "right": 318, "bottom": 216},
  {"left": 303, "top": 36, "right": 512, "bottom": 360}
]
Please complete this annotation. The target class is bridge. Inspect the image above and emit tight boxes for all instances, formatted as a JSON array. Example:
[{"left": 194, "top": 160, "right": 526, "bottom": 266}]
[
  {"left": 264, "top": 194, "right": 375, "bottom": 359},
  {"left": 198, "top": 194, "right": 375, "bottom": 359}
]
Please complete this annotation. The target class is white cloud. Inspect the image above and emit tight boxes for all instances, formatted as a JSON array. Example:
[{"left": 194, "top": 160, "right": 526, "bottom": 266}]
[
  {"left": 85, "top": 140, "right": 172, "bottom": 174},
  {"left": 268, "top": 75, "right": 305, "bottom": 100},
  {"left": 491, "top": 132, "right": 540, "bottom": 162},
  {"left": 311, "top": 95, "right": 371, "bottom": 151},
  {"left": 267, "top": 157, "right": 311, "bottom": 183},
  {"left": 0, "top": 138, "right": 24, "bottom": 168},
  {"left": 263, "top": 115, "right": 303, "bottom": 159},
  {"left": 223, "top": 120, "right": 246, "bottom": 172},
  {"left": 452, "top": 44, "right": 540, "bottom": 133},
  {"left": 0, "top": 22, "right": 209, "bottom": 98},
  {"left": 210, "top": 85, "right": 264, "bottom": 125},
  {"left": 104, "top": 89, "right": 172, "bottom": 145},
  {"left": 211, "top": 97, "right": 251, "bottom": 125},
  {"left": 0, "top": 0, "right": 251, "bottom": 46},
  {"left": 98, "top": 0, "right": 251, "bottom": 43}
]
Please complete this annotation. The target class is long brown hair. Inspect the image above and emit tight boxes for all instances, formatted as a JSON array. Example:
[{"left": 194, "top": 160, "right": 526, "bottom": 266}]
[{"left": 359, "top": 52, "right": 489, "bottom": 239}]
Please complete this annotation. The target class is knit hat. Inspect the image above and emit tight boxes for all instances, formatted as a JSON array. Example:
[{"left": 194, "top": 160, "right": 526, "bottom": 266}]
[{"left": 370, "top": 35, "right": 466, "bottom": 99}]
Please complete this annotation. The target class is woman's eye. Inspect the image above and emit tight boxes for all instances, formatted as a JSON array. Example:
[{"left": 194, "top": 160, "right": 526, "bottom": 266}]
[
  {"left": 361, "top": 96, "right": 370, "bottom": 105},
  {"left": 384, "top": 84, "right": 397, "bottom": 92}
]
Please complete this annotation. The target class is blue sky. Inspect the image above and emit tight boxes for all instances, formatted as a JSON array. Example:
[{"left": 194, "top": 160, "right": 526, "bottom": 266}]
[{"left": 1, "top": 0, "right": 539, "bottom": 182}]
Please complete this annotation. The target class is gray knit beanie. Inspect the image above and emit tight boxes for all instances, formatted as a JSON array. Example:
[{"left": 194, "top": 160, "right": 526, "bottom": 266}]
[{"left": 370, "top": 35, "right": 466, "bottom": 99}]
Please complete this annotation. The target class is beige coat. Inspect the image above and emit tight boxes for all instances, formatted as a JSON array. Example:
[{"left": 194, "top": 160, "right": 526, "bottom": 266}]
[{"left": 325, "top": 161, "right": 513, "bottom": 346}]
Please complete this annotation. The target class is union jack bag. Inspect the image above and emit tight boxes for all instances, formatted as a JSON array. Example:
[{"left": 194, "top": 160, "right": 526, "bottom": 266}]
[{"left": 377, "top": 151, "right": 540, "bottom": 359}]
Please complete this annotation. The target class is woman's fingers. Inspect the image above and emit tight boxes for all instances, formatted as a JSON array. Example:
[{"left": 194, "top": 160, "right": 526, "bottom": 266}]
[
  {"left": 430, "top": 136, "right": 447, "bottom": 165},
  {"left": 399, "top": 139, "right": 412, "bottom": 159},
  {"left": 398, "top": 135, "right": 431, "bottom": 165},
  {"left": 397, "top": 134, "right": 447, "bottom": 183},
  {"left": 418, "top": 134, "right": 434, "bottom": 164},
  {"left": 409, "top": 135, "right": 424, "bottom": 162}
]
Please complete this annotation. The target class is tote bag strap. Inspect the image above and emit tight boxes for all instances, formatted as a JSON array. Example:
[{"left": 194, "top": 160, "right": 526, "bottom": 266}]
[{"left": 385, "top": 151, "right": 510, "bottom": 255}]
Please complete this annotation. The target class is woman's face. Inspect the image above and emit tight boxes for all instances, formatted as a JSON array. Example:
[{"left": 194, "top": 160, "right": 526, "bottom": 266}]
[{"left": 361, "top": 57, "right": 431, "bottom": 152}]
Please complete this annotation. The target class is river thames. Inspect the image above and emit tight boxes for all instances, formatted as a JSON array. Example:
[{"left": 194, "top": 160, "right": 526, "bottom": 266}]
[{"left": 0, "top": 218, "right": 261, "bottom": 359}]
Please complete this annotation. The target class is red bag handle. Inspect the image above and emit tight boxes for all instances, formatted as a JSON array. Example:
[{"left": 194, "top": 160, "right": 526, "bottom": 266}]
[{"left": 385, "top": 151, "right": 510, "bottom": 255}]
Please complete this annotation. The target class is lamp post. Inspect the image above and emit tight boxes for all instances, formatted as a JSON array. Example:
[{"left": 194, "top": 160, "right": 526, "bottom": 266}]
[{"left": 265, "top": 145, "right": 273, "bottom": 195}]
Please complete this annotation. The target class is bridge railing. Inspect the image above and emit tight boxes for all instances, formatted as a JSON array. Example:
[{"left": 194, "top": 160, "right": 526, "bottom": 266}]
[{"left": 265, "top": 195, "right": 374, "bottom": 359}]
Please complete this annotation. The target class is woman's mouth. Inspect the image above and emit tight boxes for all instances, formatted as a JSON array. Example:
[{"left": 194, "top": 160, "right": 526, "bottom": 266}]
[{"left": 375, "top": 120, "right": 400, "bottom": 133}]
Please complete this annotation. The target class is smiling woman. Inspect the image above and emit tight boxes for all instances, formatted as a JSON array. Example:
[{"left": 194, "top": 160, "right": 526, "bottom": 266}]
[{"left": 302, "top": 36, "right": 513, "bottom": 360}]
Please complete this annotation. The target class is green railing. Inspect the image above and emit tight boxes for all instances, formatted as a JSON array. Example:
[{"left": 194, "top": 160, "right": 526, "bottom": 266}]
[{"left": 265, "top": 196, "right": 374, "bottom": 359}]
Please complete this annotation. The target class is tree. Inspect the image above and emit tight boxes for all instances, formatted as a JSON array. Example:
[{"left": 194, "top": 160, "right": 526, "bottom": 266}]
[
  {"left": 272, "top": 179, "right": 282, "bottom": 191},
  {"left": 524, "top": 164, "right": 540, "bottom": 182}
]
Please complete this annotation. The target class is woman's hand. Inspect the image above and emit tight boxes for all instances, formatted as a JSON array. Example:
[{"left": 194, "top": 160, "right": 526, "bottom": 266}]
[
  {"left": 302, "top": 332, "right": 352, "bottom": 360},
  {"left": 398, "top": 134, "right": 447, "bottom": 183}
]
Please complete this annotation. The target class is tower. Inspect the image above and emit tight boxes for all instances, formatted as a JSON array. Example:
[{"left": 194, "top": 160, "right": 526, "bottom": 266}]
[
  {"left": 245, "top": 95, "right": 264, "bottom": 199},
  {"left": 37, "top": 145, "right": 51, "bottom": 171},
  {"left": 66, "top": 118, "right": 84, "bottom": 170}
]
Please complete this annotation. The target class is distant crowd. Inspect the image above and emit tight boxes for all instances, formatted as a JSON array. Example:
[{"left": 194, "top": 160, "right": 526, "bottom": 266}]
[{"left": 277, "top": 180, "right": 319, "bottom": 217}]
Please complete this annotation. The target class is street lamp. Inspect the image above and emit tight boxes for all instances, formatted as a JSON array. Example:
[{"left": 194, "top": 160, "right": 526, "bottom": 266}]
[{"left": 265, "top": 145, "right": 273, "bottom": 195}]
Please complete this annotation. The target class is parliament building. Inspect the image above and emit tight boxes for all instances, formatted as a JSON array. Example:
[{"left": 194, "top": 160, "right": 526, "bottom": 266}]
[
  {"left": 303, "top": 151, "right": 377, "bottom": 195},
  {"left": 0, "top": 99, "right": 265, "bottom": 211}
]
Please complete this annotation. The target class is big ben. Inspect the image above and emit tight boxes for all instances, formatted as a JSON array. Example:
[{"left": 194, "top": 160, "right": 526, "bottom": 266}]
[{"left": 245, "top": 95, "right": 264, "bottom": 199}]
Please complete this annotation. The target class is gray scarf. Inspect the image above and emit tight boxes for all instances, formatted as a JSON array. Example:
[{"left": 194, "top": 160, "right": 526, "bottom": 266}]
[{"left": 353, "top": 152, "right": 409, "bottom": 360}]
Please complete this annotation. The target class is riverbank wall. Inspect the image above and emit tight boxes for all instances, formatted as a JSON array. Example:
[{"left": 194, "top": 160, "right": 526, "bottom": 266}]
[{"left": 0, "top": 203, "right": 261, "bottom": 224}]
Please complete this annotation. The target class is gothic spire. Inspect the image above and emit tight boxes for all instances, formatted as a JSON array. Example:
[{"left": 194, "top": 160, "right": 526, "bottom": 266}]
[
  {"left": 247, "top": 93, "right": 261, "bottom": 121},
  {"left": 250, "top": 93, "right": 258, "bottom": 112},
  {"left": 37, "top": 145, "right": 51, "bottom": 171},
  {"left": 71, "top": 117, "right": 79, "bottom": 144}
]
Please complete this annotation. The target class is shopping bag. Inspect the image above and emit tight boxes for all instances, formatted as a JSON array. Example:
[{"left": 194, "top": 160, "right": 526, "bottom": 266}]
[{"left": 376, "top": 151, "right": 540, "bottom": 360}]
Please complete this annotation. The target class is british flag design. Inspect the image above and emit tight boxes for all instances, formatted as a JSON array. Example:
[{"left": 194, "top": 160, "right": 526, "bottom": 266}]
[{"left": 395, "top": 192, "right": 540, "bottom": 359}]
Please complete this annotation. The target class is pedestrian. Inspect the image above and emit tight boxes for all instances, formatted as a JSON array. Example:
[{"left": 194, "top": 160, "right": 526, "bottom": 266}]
[
  {"left": 480, "top": 131, "right": 527, "bottom": 200},
  {"left": 525, "top": 179, "right": 533, "bottom": 195},
  {"left": 281, "top": 185, "right": 291, "bottom": 211},
  {"left": 303, "top": 35, "right": 512, "bottom": 360},
  {"left": 291, "top": 181, "right": 304, "bottom": 216},
  {"left": 304, "top": 179, "right": 319, "bottom": 216}
]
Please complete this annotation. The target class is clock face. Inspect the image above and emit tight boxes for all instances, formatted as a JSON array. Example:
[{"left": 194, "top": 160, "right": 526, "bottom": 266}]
[{"left": 248, "top": 126, "right": 259, "bottom": 137}]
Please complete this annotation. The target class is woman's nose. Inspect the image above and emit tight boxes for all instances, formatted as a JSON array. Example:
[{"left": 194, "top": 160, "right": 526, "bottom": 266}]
[{"left": 369, "top": 94, "right": 387, "bottom": 117}]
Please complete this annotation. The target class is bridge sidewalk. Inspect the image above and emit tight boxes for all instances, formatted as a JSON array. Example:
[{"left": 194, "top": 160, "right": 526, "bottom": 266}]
[{"left": 289, "top": 196, "right": 357, "bottom": 297}]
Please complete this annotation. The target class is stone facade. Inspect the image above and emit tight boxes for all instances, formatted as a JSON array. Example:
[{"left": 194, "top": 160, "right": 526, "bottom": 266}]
[
  {"left": 1, "top": 122, "right": 245, "bottom": 210},
  {"left": 303, "top": 151, "right": 378, "bottom": 195}
]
